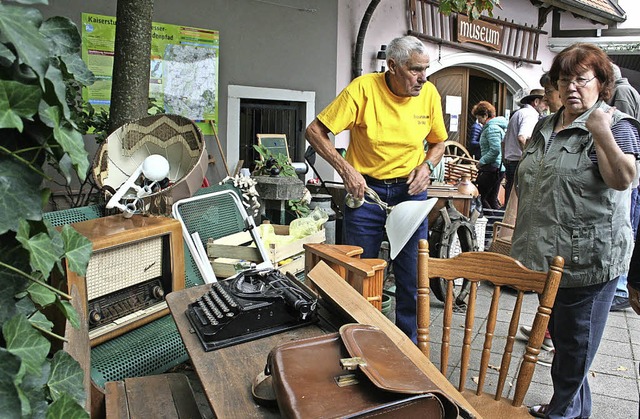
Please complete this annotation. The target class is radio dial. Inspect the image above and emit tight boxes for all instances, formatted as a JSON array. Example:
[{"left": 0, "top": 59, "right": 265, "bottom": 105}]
[
  {"left": 152, "top": 286, "right": 165, "bottom": 299},
  {"left": 89, "top": 309, "right": 102, "bottom": 325}
]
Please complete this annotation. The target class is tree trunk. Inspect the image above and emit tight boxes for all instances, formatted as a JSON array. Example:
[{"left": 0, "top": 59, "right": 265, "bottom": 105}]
[{"left": 108, "top": 0, "right": 154, "bottom": 134}]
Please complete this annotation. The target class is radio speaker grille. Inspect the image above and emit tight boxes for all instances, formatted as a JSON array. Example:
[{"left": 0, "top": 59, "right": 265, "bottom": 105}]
[{"left": 86, "top": 236, "right": 163, "bottom": 300}]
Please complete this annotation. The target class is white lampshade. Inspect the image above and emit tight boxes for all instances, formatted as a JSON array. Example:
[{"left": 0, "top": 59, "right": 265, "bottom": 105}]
[{"left": 386, "top": 198, "right": 438, "bottom": 260}]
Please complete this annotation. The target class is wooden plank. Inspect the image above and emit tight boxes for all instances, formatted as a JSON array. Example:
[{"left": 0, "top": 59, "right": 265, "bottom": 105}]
[
  {"left": 211, "top": 258, "right": 243, "bottom": 278},
  {"left": 267, "top": 229, "right": 325, "bottom": 263},
  {"left": 307, "top": 261, "right": 481, "bottom": 419},
  {"left": 213, "top": 231, "right": 253, "bottom": 246},
  {"left": 207, "top": 243, "right": 262, "bottom": 261},
  {"left": 124, "top": 375, "right": 179, "bottom": 419},
  {"left": 165, "top": 373, "right": 202, "bottom": 419},
  {"left": 105, "top": 381, "right": 129, "bottom": 419}
]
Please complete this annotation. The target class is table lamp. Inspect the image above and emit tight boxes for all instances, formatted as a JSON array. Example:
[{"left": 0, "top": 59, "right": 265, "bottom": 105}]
[{"left": 346, "top": 187, "right": 438, "bottom": 259}]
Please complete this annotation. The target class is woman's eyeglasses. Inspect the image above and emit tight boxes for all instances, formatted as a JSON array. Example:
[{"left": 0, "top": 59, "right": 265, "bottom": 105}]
[{"left": 557, "top": 76, "right": 596, "bottom": 88}]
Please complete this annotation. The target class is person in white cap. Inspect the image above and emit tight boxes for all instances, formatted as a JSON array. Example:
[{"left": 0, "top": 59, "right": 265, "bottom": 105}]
[{"left": 502, "top": 88, "right": 547, "bottom": 206}]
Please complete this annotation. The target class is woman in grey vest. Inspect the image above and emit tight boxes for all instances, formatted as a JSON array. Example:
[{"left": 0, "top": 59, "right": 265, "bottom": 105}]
[{"left": 511, "top": 43, "right": 640, "bottom": 418}]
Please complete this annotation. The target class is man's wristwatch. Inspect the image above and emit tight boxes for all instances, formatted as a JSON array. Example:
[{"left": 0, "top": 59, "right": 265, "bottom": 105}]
[{"left": 424, "top": 159, "right": 435, "bottom": 172}]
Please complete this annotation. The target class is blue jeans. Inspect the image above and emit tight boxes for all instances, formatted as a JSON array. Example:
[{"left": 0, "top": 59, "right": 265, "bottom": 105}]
[
  {"left": 547, "top": 279, "right": 617, "bottom": 419},
  {"left": 343, "top": 180, "right": 428, "bottom": 343},
  {"left": 504, "top": 160, "right": 519, "bottom": 207}
]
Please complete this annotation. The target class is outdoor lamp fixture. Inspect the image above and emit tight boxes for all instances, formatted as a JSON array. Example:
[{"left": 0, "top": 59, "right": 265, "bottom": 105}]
[
  {"left": 377, "top": 45, "right": 387, "bottom": 72},
  {"left": 106, "top": 154, "right": 170, "bottom": 217},
  {"left": 346, "top": 187, "right": 437, "bottom": 259}
]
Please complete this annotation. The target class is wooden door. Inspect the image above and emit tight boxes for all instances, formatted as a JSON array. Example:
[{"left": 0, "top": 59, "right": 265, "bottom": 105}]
[
  {"left": 430, "top": 67, "right": 468, "bottom": 144},
  {"left": 430, "top": 67, "right": 504, "bottom": 150}
]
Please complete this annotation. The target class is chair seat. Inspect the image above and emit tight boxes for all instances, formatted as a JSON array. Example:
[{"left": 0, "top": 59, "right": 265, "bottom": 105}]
[{"left": 460, "top": 390, "right": 533, "bottom": 419}]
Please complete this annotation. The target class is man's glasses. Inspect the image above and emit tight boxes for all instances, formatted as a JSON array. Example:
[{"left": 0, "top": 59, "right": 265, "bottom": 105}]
[{"left": 557, "top": 76, "right": 596, "bottom": 88}]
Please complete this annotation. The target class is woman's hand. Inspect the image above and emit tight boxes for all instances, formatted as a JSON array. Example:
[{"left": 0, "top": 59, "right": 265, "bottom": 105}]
[
  {"left": 589, "top": 107, "right": 636, "bottom": 190},
  {"left": 585, "top": 107, "right": 614, "bottom": 137}
]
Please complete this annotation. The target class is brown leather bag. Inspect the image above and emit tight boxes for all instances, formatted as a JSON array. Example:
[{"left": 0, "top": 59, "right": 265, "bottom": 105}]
[{"left": 263, "top": 324, "right": 462, "bottom": 418}]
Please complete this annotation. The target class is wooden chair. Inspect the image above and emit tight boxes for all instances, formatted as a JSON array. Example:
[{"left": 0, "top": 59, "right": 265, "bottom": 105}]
[
  {"left": 487, "top": 184, "right": 518, "bottom": 255},
  {"left": 416, "top": 239, "right": 564, "bottom": 418}
]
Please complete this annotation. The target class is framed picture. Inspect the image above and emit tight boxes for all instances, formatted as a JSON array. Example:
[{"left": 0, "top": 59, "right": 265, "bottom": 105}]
[{"left": 257, "top": 134, "right": 290, "bottom": 162}]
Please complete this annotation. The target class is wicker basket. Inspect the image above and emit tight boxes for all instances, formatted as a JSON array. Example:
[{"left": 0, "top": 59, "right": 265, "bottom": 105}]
[{"left": 93, "top": 114, "right": 208, "bottom": 216}]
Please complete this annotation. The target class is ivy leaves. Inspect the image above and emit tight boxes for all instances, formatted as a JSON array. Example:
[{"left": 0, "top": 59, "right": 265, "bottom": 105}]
[
  {"left": 0, "top": 320, "right": 88, "bottom": 418},
  {"left": 0, "top": 2, "right": 95, "bottom": 417},
  {"left": 438, "top": 0, "right": 500, "bottom": 20}
]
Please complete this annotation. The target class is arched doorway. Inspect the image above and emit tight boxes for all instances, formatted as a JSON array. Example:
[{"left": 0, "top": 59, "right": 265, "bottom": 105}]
[{"left": 426, "top": 52, "right": 532, "bottom": 149}]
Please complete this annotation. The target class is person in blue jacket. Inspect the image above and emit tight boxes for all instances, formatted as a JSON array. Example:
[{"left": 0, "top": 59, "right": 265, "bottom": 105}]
[
  {"left": 471, "top": 101, "right": 508, "bottom": 209},
  {"left": 467, "top": 117, "right": 483, "bottom": 160}
]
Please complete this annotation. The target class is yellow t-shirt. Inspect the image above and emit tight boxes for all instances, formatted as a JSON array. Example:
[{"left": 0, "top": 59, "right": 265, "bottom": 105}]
[{"left": 317, "top": 72, "right": 447, "bottom": 179}]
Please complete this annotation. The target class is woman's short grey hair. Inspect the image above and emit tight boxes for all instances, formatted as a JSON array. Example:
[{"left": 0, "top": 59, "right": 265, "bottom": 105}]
[{"left": 386, "top": 36, "right": 428, "bottom": 66}]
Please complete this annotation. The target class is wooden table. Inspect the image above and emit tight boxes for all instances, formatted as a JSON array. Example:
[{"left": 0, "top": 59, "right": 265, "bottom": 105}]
[
  {"left": 167, "top": 265, "right": 481, "bottom": 419},
  {"left": 427, "top": 185, "right": 474, "bottom": 225},
  {"left": 166, "top": 285, "right": 340, "bottom": 418}
]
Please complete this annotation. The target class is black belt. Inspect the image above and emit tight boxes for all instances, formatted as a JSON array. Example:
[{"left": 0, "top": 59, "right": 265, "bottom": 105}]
[
  {"left": 364, "top": 175, "right": 408, "bottom": 185},
  {"left": 504, "top": 159, "right": 520, "bottom": 164}
]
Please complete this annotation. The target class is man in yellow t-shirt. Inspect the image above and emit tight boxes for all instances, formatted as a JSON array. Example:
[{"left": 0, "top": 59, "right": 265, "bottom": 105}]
[{"left": 305, "top": 35, "right": 447, "bottom": 342}]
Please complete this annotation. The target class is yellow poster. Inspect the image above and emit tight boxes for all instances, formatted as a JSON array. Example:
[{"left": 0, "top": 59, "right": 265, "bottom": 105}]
[{"left": 81, "top": 13, "right": 219, "bottom": 134}]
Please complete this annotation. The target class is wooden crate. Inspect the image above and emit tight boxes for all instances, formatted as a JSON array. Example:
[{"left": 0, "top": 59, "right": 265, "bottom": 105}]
[
  {"left": 206, "top": 225, "right": 325, "bottom": 277},
  {"left": 266, "top": 225, "right": 325, "bottom": 264}
]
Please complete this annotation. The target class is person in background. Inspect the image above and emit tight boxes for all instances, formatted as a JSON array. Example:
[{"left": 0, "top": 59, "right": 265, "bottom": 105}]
[
  {"left": 471, "top": 101, "right": 507, "bottom": 209},
  {"left": 502, "top": 88, "right": 547, "bottom": 206},
  {"left": 305, "top": 35, "right": 447, "bottom": 343},
  {"left": 609, "top": 63, "right": 640, "bottom": 312},
  {"left": 468, "top": 116, "right": 483, "bottom": 160},
  {"left": 540, "top": 72, "right": 563, "bottom": 113},
  {"left": 511, "top": 43, "right": 640, "bottom": 418}
]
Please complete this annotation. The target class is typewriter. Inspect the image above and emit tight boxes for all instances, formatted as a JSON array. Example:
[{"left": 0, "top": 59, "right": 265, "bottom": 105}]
[{"left": 186, "top": 268, "right": 318, "bottom": 351}]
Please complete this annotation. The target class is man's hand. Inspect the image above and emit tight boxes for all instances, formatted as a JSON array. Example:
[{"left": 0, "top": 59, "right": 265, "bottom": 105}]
[
  {"left": 306, "top": 118, "right": 365, "bottom": 198},
  {"left": 341, "top": 167, "right": 367, "bottom": 200},
  {"left": 628, "top": 284, "right": 640, "bottom": 315},
  {"left": 407, "top": 162, "right": 431, "bottom": 195}
]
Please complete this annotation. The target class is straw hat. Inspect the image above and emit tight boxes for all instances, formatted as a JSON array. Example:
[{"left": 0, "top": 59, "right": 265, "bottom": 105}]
[{"left": 520, "top": 88, "right": 545, "bottom": 105}]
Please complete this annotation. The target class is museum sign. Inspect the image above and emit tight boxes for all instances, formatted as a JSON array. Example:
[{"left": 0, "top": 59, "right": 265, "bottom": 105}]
[{"left": 457, "top": 15, "right": 503, "bottom": 51}]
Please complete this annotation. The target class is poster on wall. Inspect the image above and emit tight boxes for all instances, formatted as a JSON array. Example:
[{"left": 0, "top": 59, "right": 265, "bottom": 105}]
[{"left": 81, "top": 13, "right": 219, "bottom": 134}]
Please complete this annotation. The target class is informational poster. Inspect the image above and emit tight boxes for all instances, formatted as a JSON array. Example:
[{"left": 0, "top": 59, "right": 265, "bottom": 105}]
[{"left": 81, "top": 13, "right": 219, "bottom": 134}]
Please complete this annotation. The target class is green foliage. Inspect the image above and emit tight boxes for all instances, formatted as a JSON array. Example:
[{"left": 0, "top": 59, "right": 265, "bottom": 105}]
[
  {"left": 287, "top": 198, "right": 311, "bottom": 218},
  {"left": 252, "top": 144, "right": 297, "bottom": 177},
  {"left": 0, "top": 1, "right": 94, "bottom": 417},
  {"left": 439, "top": 0, "right": 501, "bottom": 20}
]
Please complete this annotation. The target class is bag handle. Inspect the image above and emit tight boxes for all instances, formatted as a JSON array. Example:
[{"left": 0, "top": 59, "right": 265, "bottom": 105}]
[{"left": 251, "top": 369, "right": 278, "bottom": 407}]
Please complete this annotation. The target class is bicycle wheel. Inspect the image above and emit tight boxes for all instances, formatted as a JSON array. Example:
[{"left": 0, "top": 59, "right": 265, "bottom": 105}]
[{"left": 428, "top": 202, "right": 478, "bottom": 306}]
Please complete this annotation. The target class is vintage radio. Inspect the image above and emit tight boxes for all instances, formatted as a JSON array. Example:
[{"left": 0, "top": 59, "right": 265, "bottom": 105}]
[{"left": 67, "top": 214, "right": 184, "bottom": 346}]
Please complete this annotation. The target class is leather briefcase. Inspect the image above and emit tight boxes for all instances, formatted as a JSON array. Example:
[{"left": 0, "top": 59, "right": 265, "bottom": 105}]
[{"left": 262, "top": 323, "right": 462, "bottom": 418}]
